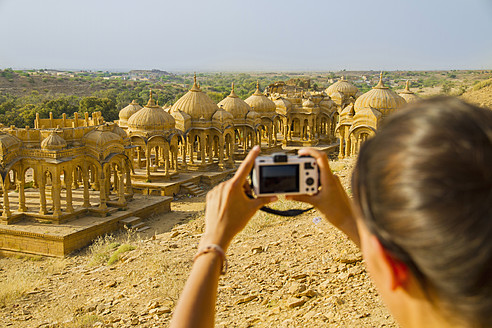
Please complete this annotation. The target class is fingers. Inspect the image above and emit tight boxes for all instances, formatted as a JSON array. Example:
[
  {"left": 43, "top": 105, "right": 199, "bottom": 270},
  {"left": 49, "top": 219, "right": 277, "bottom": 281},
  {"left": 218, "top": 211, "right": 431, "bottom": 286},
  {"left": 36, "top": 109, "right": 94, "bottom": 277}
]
[
  {"left": 298, "top": 148, "right": 336, "bottom": 188},
  {"left": 233, "top": 145, "right": 260, "bottom": 184},
  {"left": 252, "top": 195, "right": 277, "bottom": 209},
  {"left": 286, "top": 193, "right": 317, "bottom": 205}
]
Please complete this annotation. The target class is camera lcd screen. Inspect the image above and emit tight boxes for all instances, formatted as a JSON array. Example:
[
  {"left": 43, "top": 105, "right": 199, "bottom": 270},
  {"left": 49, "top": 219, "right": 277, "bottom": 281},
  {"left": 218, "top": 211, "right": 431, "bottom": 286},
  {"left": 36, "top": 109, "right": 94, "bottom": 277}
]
[{"left": 259, "top": 164, "right": 299, "bottom": 193}]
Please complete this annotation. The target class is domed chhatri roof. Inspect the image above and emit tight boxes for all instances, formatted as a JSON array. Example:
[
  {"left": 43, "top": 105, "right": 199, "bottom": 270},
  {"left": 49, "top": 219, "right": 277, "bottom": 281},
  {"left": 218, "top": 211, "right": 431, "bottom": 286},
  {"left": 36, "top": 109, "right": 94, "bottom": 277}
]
[
  {"left": 217, "top": 83, "right": 251, "bottom": 119},
  {"left": 212, "top": 106, "right": 234, "bottom": 124},
  {"left": 171, "top": 73, "right": 219, "bottom": 121},
  {"left": 128, "top": 91, "right": 175, "bottom": 132},
  {"left": 0, "top": 133, "right": 21, "bottom": 151},
  {"left": 302, "top": 98, "right": 315, "bottom": 108},
  {"left": 325, "top": 76, "right": 359, "bottom": 98},
  {"left": 41, "top": 131, "right": 67, "bottom": 151},
  {"left": 274, "top": 97, "right": 292, "bottom": 110},
  {"left": 319, "top": 97, "right": 335, "bottom": 109},
  {"left": 83, "top": 129, "right": 122, "bottom": 148},
  {"left": 398, "top": 80, "right": 420, "bottom": 103},
  {"left": 244, "top": 82, "right": 276, "bottom": 114},
  {"left": 119, "top": 100, "right": 142, "bottom": 122},
  {"left": 111, "top": 124, "right": 128, "bottom": 139},
  {"left": 246, "top": 109, "right": 261, "bottom": 121},
  {"left": 354, "top": 72, "right": 406, "bottom": 116}
]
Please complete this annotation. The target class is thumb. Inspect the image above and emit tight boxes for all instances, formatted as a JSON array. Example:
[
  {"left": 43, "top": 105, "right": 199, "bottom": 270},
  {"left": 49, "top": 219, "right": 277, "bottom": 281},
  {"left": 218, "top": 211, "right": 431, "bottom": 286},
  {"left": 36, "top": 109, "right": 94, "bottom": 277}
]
[
  {"left": 286, "top": 194, "right": 315, "bottom": 205},
  {"left": 253, "top": 196, "right": 277, "bottom": 209}
]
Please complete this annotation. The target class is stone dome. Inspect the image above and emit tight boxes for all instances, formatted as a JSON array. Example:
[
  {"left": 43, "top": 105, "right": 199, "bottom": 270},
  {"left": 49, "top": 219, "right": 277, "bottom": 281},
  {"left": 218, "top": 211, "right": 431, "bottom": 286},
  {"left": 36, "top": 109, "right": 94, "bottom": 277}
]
[
  {"left": 325, "top": 76, "right": 359, "bottom": 98},
  {"left": 212, "top": 106, "right": 234, "bottom": 124},
  {"left": 246, "top": 109, "right": 261, "bottom": 121},
  {"left": 244, "top": 82, "right": 276, "bottom": 114},
  {"left": 274, "top": 97, "right": 292, "bottom": 110},
  {"left": 319, "top": 97, "right": 335, "bottom": 110},
  {"left": 302, "top": 98, "right": 315, "bottom": 108},
  {"left": 398, "top": 80, "right": 420, "bottom": 103},
  {"left": 354, "top": 73, "right": 406, "bottom": 117},
  {"left": 171, "top": 74, "right": 219, "bottom": 121},
  {"left": 119, "top": 100, "right": 142, "bottom": 125},
  {"left": 128, "top": 92, "right": 175, "bottom": 132},
  {"left": 0, "top": 134, "right": 21, "bottom": 152},
  {"left": 41, "top": 131, "right": 67, "bottom": 151},
  {"left": 111, "top": 125, "right": 127, "bottom": 139},
  {"left": 217, "top": 83, "right": 251, "bottom": 119},
  {"left": 83, "top": 128, "right": 122, "bottom": 148}
]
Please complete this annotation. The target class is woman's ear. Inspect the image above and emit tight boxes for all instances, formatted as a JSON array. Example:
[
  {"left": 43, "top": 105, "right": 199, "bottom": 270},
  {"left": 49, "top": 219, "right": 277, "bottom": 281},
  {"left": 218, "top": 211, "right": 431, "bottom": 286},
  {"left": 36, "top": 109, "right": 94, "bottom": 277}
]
[{"left": 370, "top": 235, "right": 409, "bottom": 290}]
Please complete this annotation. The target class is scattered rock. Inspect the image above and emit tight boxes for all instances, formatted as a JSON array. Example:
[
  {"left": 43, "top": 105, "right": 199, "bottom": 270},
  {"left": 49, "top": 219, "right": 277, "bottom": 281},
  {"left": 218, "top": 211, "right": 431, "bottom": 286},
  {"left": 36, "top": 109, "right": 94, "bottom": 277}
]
[
  {"left": 251, "top": 247, "right": 263, "bottom": 254},
  {"left": 235, "top": 295, "right": 257, "bottom": 305},
  {"left": 105, "top": 281, "right": 117, "bottom": 288},
  {"left": 287, "top": 296, "right": 308, "bottom": 308}
]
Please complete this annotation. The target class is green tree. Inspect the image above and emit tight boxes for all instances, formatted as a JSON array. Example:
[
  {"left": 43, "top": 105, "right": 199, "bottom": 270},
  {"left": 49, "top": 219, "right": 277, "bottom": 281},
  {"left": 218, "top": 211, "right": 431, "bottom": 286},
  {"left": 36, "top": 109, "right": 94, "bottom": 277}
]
[{"left": 79, "top": 97, "right": 118, "bottom": 121}]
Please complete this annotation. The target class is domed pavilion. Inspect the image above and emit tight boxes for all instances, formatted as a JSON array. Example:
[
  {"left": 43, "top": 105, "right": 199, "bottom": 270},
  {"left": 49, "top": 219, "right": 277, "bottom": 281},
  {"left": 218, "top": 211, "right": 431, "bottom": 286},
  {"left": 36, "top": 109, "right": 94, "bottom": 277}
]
[
  {"left": 398, "top": 80, "right": 420, "bottom": 103},
  {"left": 170, "top": 74, "right": 235, "bottom": 170},
  {"left": 325, "top": 76, "right": 359, "bottom": 110},
  {"left": 336, "top": 72, "right": 406, "bottom": 158},
  {"left": 118, "top": 100, "right": 142, "bottom": 128},
  {"left": 217, "top": 83, "right": 260, "bottom": 158},
  {"left": 125, "top": 91, "right": 180, "bottom": 181},
  {"left": 245, "top": 82, "right": 279, "bottom": 150}
]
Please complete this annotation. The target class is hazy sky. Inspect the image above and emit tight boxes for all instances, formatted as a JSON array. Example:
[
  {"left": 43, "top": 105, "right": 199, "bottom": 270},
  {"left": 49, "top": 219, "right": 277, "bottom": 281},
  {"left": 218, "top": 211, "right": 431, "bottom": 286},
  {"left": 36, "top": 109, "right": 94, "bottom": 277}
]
[{"left": 1, "top": 0, "right": 491, "bottom": 72}]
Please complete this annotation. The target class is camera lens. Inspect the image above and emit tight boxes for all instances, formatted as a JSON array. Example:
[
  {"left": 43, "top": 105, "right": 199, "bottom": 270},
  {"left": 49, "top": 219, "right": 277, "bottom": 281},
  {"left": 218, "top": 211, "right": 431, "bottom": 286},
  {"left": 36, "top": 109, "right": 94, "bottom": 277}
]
[{"left": 306, "top": 177, "right": 314, "bottom": 186}]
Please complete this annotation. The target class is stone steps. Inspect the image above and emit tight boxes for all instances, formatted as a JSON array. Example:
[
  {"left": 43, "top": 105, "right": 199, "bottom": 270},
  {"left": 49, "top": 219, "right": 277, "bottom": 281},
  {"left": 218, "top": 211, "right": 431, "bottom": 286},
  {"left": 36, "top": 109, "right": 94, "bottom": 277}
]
[
  {"left": 181, "top": 182, "right": 207, "bottom": 197},
  {"left": 119, "top": 216, "right": 151, "bottom": 232}
]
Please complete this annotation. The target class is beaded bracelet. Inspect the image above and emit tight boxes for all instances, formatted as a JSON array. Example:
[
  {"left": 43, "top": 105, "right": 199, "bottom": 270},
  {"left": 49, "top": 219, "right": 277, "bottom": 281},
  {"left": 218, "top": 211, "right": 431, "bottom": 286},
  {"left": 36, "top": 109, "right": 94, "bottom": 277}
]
[{"left": 193, "top": 244, "right": 228, "bottom": 275}]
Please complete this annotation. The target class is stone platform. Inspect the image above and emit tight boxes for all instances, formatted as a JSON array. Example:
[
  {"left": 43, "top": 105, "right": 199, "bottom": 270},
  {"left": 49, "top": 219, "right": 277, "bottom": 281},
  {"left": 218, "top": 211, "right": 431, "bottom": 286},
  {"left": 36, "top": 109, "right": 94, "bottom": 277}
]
[
  {"left": 0, "top": 194, "right": 172, "bottom": 257},
  {"left": 131, "top": 168, "right": 237, "bottom": 196}
]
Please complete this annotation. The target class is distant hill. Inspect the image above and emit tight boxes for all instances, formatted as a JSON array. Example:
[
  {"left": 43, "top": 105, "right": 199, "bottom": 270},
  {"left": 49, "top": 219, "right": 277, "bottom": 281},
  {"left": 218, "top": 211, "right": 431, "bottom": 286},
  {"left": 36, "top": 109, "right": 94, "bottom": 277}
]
[{"left": 461, "top": 78, "right": 492, "bottom": 109}]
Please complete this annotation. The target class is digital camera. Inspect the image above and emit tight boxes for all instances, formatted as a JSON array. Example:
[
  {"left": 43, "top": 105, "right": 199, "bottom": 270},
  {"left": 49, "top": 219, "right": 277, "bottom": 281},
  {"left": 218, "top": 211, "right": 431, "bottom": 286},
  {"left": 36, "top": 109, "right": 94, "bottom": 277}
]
[{"left": 251, "top": 153, "right": 319, "bottom": 196}]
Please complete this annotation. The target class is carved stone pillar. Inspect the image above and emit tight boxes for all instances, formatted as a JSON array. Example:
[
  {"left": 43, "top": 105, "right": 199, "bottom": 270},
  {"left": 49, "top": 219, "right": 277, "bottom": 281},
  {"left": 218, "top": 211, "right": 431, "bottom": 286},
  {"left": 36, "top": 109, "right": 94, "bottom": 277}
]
[
  {"left": 117, "top": 170, "right": 126, "bottom": 206},
  {"left": 64, "top": 173, "right": 73, "bottom": 213},
  {"left": 181, "top": 139, "right": 188, "bottom": 168},
  {"left": 125, "top": 168, "right": 133, "bottom": 195},
  {"left": 273, "top": 124, "right": 278, "bottom": 145},
  {"left": 200, "top": 134, "right": 205, "bottom": 165},
  {"left": 189, "top": 136, "right": 194, "bottom": 164},
  {"left": 18, "top": 178, "right": 27, "bottom": 212},
  {"left": 228, "top": 141, "right": 234, "bottom": 164},
  {"left": 146, "top": 148, "right": 151, "bottom": 180},
  {"left": 136, "top": 147, "right": 141, "bottom": 169},
  {"left": 165, "top": 155, "right": 169, "bottom": 176},
  {"left": 52, "top": 176, "right": 62, "bottom": 217},
  {"left": 2, "top": 183, "right": 11, "bottom": 218},
  {"left": 72, "top": 169, "right": 79, "bottom": 189},
  {"left": 218, "top": 139, "right": 224, "bottom": 167},
  {"left": 99, "top": 177, "right": 107, "bottom": 210},
  {"left": 39, "top": 177, "right": 47, "bottom": 215},
  {"left": 82, "top": 168, "right": 90, "bottom": 208}
]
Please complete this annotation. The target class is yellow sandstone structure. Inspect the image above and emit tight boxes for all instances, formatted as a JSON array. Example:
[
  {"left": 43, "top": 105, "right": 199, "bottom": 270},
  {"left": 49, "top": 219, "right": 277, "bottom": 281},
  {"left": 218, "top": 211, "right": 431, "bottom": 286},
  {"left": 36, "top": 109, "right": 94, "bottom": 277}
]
[
  {"left": 0, "top": 72, "right": 413, "bottom": 257},
  {"left": 398, "top": 80, "right": 420, "bottom": 103},
  {"left": 336, "top": 72, "right": 407, "bottom": 158}
]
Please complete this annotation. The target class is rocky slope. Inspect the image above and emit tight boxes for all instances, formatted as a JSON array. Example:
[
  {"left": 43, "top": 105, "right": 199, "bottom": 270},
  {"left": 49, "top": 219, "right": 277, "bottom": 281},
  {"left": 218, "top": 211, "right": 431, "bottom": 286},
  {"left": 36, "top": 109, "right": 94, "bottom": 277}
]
[{"left": 0, "top": 158, "right": 397, "bottom": 327}]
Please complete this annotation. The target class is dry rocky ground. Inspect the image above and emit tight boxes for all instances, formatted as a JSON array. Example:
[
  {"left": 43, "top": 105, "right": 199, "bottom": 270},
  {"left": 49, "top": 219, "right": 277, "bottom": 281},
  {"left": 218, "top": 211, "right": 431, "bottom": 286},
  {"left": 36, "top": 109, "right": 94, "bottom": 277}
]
[{"left": 0, "top": 158, "right": 397, "bottom": 328}]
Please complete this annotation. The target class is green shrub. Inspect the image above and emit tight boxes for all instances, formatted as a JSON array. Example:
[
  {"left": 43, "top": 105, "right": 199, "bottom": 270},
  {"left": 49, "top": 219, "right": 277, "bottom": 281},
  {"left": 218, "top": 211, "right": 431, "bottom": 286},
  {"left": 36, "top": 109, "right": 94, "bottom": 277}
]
[{"left": 107, "top": 244, "right": 136, "bottom": 265}]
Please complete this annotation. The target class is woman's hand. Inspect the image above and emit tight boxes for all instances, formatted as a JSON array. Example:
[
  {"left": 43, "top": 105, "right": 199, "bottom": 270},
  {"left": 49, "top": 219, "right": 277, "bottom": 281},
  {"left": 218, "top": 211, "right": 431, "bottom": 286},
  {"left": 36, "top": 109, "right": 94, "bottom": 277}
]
[
  {"left": 286, "top": 148, "right": 360, "bottom": 245},
  {"left": 200, "top": 145, "right": 277, "bottom": 251}
]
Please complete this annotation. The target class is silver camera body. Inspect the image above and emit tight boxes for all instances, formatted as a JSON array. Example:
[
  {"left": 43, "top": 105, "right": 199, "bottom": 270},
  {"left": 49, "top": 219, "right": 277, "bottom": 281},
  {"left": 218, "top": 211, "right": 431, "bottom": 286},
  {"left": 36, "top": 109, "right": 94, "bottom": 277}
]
[{"left": 251, "top": 153, "right": 319, "bottom": 196}]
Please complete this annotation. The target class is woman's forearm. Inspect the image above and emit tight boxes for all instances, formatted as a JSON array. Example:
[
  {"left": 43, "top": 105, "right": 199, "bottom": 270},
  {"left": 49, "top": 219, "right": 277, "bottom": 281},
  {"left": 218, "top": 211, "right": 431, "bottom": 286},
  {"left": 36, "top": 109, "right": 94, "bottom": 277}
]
[{"left": 170, "top": 253, "right": 223, "bottom": 328}]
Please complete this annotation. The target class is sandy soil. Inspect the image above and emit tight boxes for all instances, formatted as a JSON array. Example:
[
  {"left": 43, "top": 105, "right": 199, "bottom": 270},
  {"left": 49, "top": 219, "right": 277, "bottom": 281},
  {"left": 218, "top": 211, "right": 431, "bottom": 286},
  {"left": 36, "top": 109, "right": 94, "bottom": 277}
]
[{"left": 0, "top": 157, "right": 397, "bottom": 328}]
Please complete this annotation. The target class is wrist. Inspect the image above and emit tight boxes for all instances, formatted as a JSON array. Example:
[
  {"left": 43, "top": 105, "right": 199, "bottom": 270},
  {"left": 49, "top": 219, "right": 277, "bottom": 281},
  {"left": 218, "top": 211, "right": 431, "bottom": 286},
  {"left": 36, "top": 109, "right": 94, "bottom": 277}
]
[
  {"left": 199, "top": 233, "right": 230, "bottom": 252},
  {"left": 194, "top": 244, "right": 228, "bottom": 275}
]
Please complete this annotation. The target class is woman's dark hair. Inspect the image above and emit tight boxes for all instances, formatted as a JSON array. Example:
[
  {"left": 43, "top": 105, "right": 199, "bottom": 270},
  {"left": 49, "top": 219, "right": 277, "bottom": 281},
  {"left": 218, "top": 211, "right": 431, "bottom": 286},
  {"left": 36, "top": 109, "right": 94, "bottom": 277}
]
[{"left": 352, "top": 96, "right": 492, "bottom": 327}]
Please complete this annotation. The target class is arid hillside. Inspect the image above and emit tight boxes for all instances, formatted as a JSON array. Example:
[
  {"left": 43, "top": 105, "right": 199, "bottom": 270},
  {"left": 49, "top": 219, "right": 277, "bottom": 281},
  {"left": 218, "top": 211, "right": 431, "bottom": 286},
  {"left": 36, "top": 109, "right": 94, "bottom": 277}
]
[
  {"left": 461, "top": 78, "right": 492, "bottom": 109},
  {"left": 0, "top": 158, "right": 397, "bottom": 328}
]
